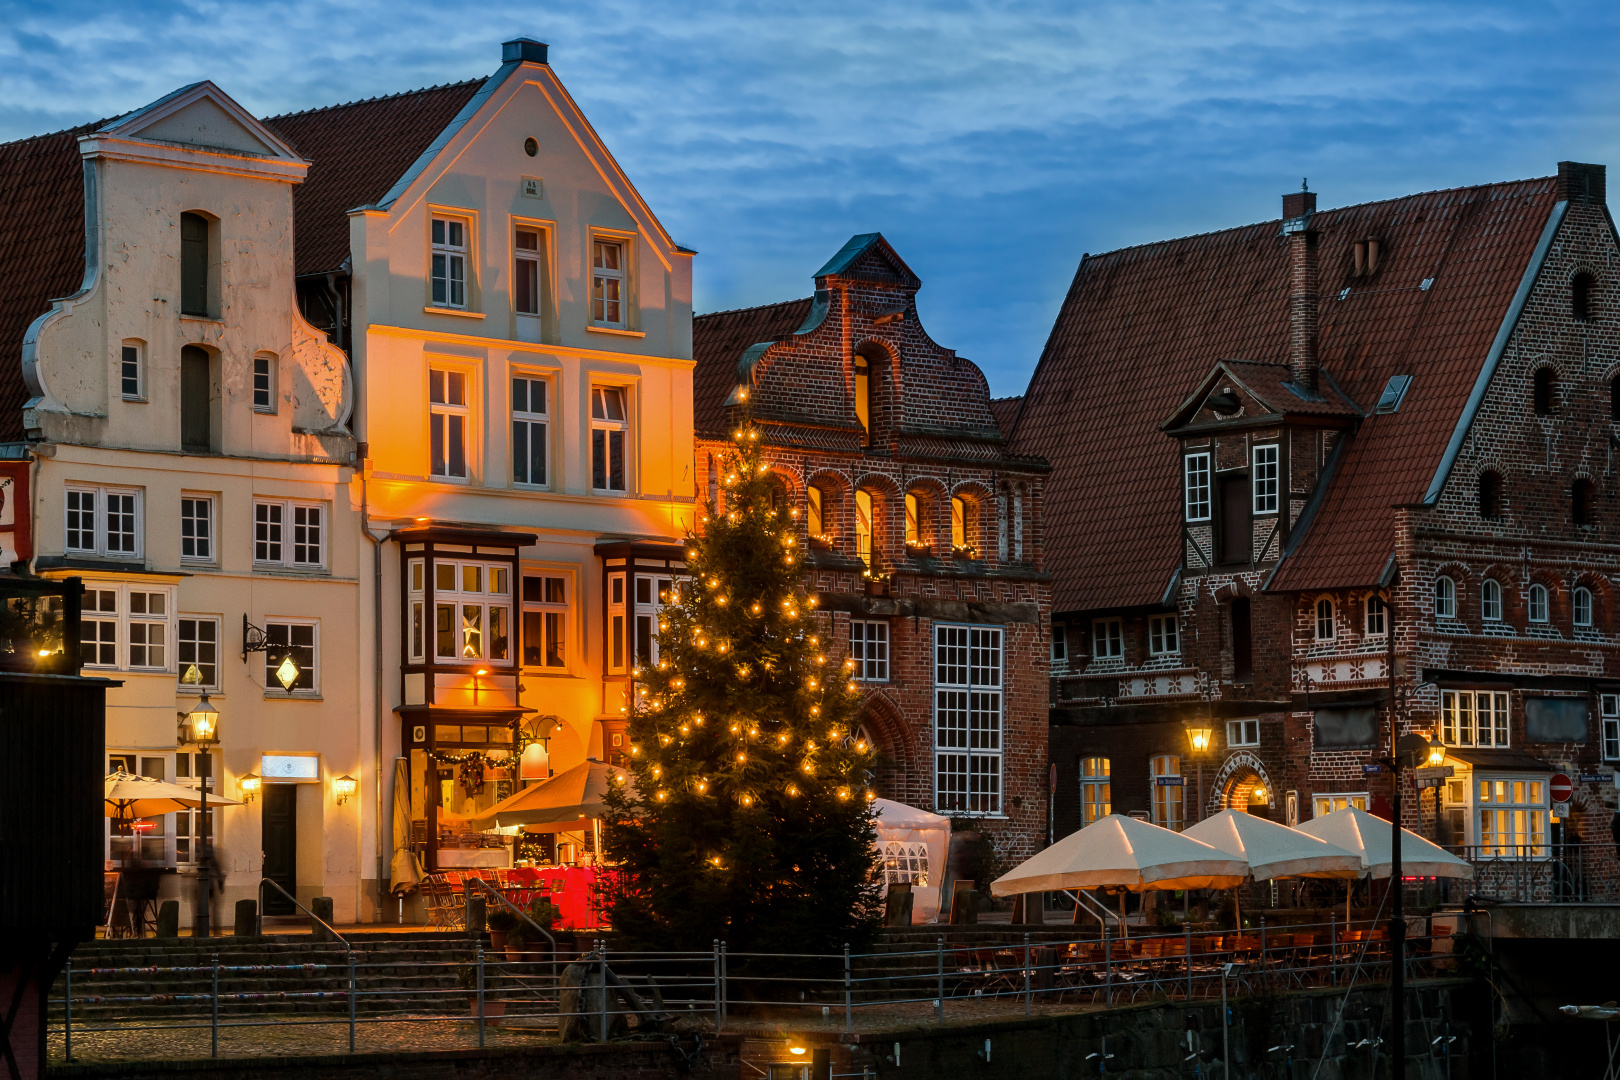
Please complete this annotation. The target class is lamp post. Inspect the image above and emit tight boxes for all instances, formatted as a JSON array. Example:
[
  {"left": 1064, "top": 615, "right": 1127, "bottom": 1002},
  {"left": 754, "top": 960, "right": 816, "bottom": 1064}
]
[
  {"left": 1184, "top": 719, "right": 1214, "bottom": 825},
  {"left": 180, "top": 690, "right": 220, "bottom": 938}
]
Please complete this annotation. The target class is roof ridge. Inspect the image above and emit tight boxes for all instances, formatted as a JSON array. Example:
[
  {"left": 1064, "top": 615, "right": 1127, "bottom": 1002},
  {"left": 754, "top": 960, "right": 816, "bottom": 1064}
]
[
  {"left": 695, "top": 296, "right": 812, "bottom": 321},
  {"left": 1080, "top": 175, "right": 1558, "bottom": 265},
  {"left": 262, "top": 78, "right": 485, "bottom": 123}
]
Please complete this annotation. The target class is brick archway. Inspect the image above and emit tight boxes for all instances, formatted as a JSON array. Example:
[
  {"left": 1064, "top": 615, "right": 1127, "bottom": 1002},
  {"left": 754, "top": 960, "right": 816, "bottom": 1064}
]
[{"left": 1206, "top": 750, "right": 1276, "bottom": 817}]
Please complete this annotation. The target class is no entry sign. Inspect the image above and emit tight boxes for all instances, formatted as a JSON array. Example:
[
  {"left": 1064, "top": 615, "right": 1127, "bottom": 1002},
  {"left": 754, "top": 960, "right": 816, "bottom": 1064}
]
[{"left": 1549, "top": 773, "right": 1575, "bottom": 803}]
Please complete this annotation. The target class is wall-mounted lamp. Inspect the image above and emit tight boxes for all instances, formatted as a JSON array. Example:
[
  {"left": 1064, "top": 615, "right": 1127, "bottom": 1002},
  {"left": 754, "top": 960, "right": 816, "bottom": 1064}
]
[
  {"left": 333, "top": 774, "right": 358, "bottom": 805},
  {"left": 239, "top": 772, "right": 261, "bottom": 803}
]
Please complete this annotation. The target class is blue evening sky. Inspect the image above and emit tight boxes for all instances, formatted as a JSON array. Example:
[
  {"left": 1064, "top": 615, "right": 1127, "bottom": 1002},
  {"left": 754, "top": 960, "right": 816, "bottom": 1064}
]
[{"left": 4, "top": 1, "right": 1618, "bottom": 395}]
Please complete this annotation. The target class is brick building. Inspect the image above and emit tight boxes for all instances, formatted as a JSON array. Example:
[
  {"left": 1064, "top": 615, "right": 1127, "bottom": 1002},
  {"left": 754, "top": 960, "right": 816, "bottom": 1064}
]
[
  {"left": 1012, "top": 163, "right": 1620, "bottom": 864},
  {"left": 693, "top": 234, "right": 1051, "bottom": 863}
]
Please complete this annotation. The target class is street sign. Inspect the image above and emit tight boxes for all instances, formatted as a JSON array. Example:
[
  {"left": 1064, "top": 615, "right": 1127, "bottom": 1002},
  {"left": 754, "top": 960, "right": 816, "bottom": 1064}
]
[
  {"left": 1550, "top": 773, "right": 1575, "bottom": 803},
  {"left": 1415, "top": 777, "right": 1445, "bottom": 790},
  {"left": 1553, "top": 801, "right": 1571, "bottom": 819},
  {"left": 1155, "top": 776, "right": 1185, "bottom": 786},
  {"left": 1414, "top": 765, "right": 1454, "bottom": 791},
  {"left": 1362, "top": 763, "right": 1385, "bottom": 776},
  {"left": 1579, "top": 773, "right": 1613, "bottom": 784}
]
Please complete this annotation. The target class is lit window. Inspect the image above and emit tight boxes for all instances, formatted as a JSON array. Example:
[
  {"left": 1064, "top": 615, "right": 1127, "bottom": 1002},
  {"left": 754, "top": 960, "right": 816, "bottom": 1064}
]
[
  {"left": 1184, "top": 453, "right": 1211, "bottom": 521},
  {"left": 429, "top": 561, "right": 511, "bottom": 664},
  {"left": 883, "top": 841, "right": 929, "bottom": 886},
  {"left": 950, "top": 495, "right": 978, "bottom": 556},
  {"left": 1313, "top": 792, "right": 1368, "bottom": 817},
  {"left": 607, "top": 572, "right": 626, "bottom": 674},
  {"left": 1149, "top": 614, "right": 1179, "bottom": 655},
  {"left": 430, "top": 369, "right": 469, "bottom": 479},
  {"left": 1576, "top": 586, "right": 1594, "bottom": 628},
  {"left": 807, "top": 485, "right": 826, "bottom": 537},
  {"left": 633, "top": 573, "right": 671, "bottom": 667},
  {"left": 1252, "top": 444, "right": 1279, "bottom": 514},
  {"left": 854, "top": 355, "right": 870, "bottom": 444},
  {"left": 1365, "top": 594, "right": 1387, "bottom": 635},
  {"left": 1481, "top": 579, "right": 1502, "bottom": 622},
  {"left": 1441, "top": 689, "right": 1511, "bottom": 748},
  {"left": 1529, "top": 583, "right": 1549, "bottom": 623},
  {"left": 180, "top": 495, "right": 214, "bottom": 563},
  {"left": 174, "top": 750, "right": 217, "bottom": 864},
  {"left": 1477, "top": 776, "right": 1548, "bottom": 857},
  {"left": 431, "top": 216, "right": 468, "bottom": 308},
  {"left": 121, "top": 341, "right": 143, "bottom": 400},
  {"left": 177, "top": 617, "right": 220, "bottom": 689},
  {"left": 1434, "top": 575, "right": 1457, "bottom": 620},
  {"left": 591, "top": 239, "right": 624, "bottom": 325},
  {"left": 904, "top": 492, "right": 921, "bottom": 546},
  {"left": 512, "top": 375, "right": 549, "bottom": 486},
  {"left": 851, "top": 619, "right": 889, "bottom": 682},
  {"left": 66, "top": 486, "right": 142, "bottom": 559},
  {"left": 934, "top": 624, "right": 1002, "bottom": 814},
  {"left": 591, "top": 386, "right": 628, "bottom": 492},
  {"left": 1151, "top": 754, "right": 1183, "bottom": 831},
  {"left": 1315, "top": 598, "right": 1335, "bottom": 640},
  {"left": 522, "top": 574, "right": 569, "bottom": 669},
  {"left": 264, "top": 621, "right": 317, "bottom": 692},
  {"left": 253, "top": 500, "right": 324, "bottom": 569},
  {"left": 1227, "top": 719, "right": 1259, "bottom": 748},
  {"left": 252, "top": 354, "right": 275, "bottom": 412},
  {"left": 855, "top": 489, "right": 874, "bottom": 567},
  {"left": 1092, "top": 618, "right": 1123, "bottom": 659},
  {"left": 1080, "top": 757, "right": 1111, "bottom": 825}
]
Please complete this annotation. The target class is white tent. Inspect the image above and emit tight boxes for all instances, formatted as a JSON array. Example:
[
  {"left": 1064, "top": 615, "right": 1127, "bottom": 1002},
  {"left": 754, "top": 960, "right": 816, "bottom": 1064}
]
[
  {"left": 1184, "top": 810, "right": 1362, "bottom": 881},
  {"left": 872, "top": 799, "right": 951, "bottom": 924},
  {"left": 1296, "top": 806, "right": 1473, "bottom": 880},
  {"left": 990, "top": 814, "right": 1249, "bottom": 896}
]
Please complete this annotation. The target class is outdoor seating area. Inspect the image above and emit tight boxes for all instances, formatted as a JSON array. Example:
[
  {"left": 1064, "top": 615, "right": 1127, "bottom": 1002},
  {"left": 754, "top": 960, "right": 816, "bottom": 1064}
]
[{"left": 419, "top": 866, "right": 604, "bottom": 931}]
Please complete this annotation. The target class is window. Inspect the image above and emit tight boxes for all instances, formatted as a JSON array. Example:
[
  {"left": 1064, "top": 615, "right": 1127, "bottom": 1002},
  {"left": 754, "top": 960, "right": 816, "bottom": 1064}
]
[
  {"left": 264, "top": 621, "right": 317, "bottom": 692},
  {"left": 1574, "top": 272, "right": 1594, "bottom": 321},
  {"left": 1375, "top": 374, "right": 1413, "bottom": 414},
  {"left": 1151, "top": 754, "right": 1183, "bottom": 831},
  {"left": 180, "top": 345, "right": 212, "bottom": 452},
  {"left": 904, "top": 492, "right": 922, "bottom": 546},
  {"left": 127, "top": 591, "right": 166, "bottom": 669},
  {"left": 511, "top": 376, "right": 549, "bottom": 486},
  {"left": 1573, "top": 479, "right": 1595, "bottom": 526},
  {"left": 252, "top": 354, "right": 274, "bottom": 412},
  {"left": 1481, "top": 579, "right": 1502, "bottom": 622},
  {"left": 1533, "top": 367, "right": 1555, "bottom": 416},
  {"left": 850, "top": 619, "right": 889, "bottom": 681},
  {"left": 1227, "top": 719, "right": 1260, "bottom": 748},
  {"left": 950, "top": 495, "right": 978, "bottom": 556},
  {"left": 1441, "top": 689, "right": 1511, "bottom": 748},
  {"left": 431, "top": 216, "right": 468, "bottom": 308},
  {"left": 1365, "top": 594, "right": 1387, "bottom": 636},
  {"left": 591, "top": 386, "right": 628, "bottom": 492},
  {"left": 1080, "top": 757, "right": 1111, "bottom": 825},
  {"left": 81, "top": 588, "right": 118, "bottom": 667},
  {"left": 65, "top": 486, "right": 141, "bottom": 559},
  {"left": 1184, "top": 453, "right": 1211, "bottom": 521},
  {"left": 853, "top": 355, "right": 870, "bottom": 445},
  {"left": 177, "top": 617, "right": 220, "bottom": 689},
  {"left": 73, "top": 584, "right": 174, "bottom": 671},
  {"left": 1315, "top": 598, "right": 1335, "bottom": 640},
  {"left": 522, "top": 574, "right": 568, "bottom": 668},
  {"left": 934, "top": 624, "right": 1003, "bottom": 814},
  {"left": 1149, "top": 614, "right": 1179, "bottom": 655},
  {"left": 882, "top": 841, "right": 930, "bottom": 887},
  {"left": 120, "top": 341, "right": 143, "bottom": 400},
  {"left": 1477, "top": 777, "right": 1548, "bottom": 857},
  {"left": 1434, "top": 575, "right": 1457, "bottom": 620},
  {"left": 430, "top": 561, "right": 512, "bottom": 664},
  {"left": 1051, "top": 624, "right": 1068, "bottom": 667},
  {"left": 1576, "top": 586, "right": 1594, "bottom": 628},
  {"left": 607, "top": 572, "right": 626, "bottom": 674},
  {"left": 174, "top": 751, "right": 216, "bottom": 864},
  {"left": 633, "top": 574, "right": 671, "bottom": 667},
  {"left": 430, "top": 369, "right": 469, "bottom": 479},
  {"left": 181, "top": 495, "right": 213, "bottom": 563},
  {"left": 1252, "top": 444, "right": 1279, "bottom": 514},
  {"left": 1613, "top": 375, "right": 1620, "bottom": 422},
  {"left": 1092, "top": 618, "right": 1123, "bottom": 659},
  {"left": 1313, "top": 792, "right": 1368, "bottom": 817},
  {"left": 515, "top": 228, "right": 544, "bottom": 315},
  {"left": 107, "top": 753, "right": 168, "bottom": 862},
  {"left": 253, "top": 500, "right": 324, "bottom": 569},
  {"left": 1478, "top": 471, "right": 1503, "bottom": 520},
  {"left": 807, "top": 485, "right": 826, "bottom": 538},
  {"left": 591, "top": 239, "right": 624, "bottom": 325},
  {"left": 1529, "top": 583, "right": 1549, "bottom": 624},
  {"left": 180, "top": 212, "right": 210, "bottom": 316},
  {"left": 855, "top": 489, "right": 874, "bottom": 567},
  {"left": 1604, "top": 694, "right": 1620, "bottom": 761}
]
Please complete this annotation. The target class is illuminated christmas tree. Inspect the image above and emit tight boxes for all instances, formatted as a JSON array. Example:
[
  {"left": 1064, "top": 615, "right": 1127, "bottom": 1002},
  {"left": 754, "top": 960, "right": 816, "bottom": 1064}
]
[{"left": 602, "top": 425, "right": 881, "bottom": 953}]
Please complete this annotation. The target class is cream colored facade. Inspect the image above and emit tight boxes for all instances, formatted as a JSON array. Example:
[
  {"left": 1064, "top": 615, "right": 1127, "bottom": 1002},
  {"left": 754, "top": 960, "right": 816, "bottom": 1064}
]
[
  {"left": 349, "top": 41, "right": 695, "bottom": 916},
  {"left": 21, "top": 84, "right": 365, "bottom": 922}
]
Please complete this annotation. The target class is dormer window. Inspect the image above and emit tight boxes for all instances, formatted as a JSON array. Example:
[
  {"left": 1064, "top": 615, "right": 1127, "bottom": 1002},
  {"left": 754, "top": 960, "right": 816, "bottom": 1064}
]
[
  {"left": 1315, "top": 598, "right": 1336, "bottom": 640},
  {"left": 1184, "top": 453, "right": 1211, "bottom": 521},
  {"left": 1252, "top": 444, "right": 1279, "bottom": 514},
  {"left": 1092, "top": 619, "right": 1123, "bottom": 660}
]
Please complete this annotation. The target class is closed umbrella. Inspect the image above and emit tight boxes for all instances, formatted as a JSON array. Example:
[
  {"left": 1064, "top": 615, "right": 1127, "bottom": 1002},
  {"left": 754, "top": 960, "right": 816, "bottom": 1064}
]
[
  {"left": 1295, "top": 806, "right": 1472, "bottom": 879},
  {"left": 389, "top": 758, "right": 421, "bottom": 896},
  {"left": 467, "top": 759, "right": 634, "bottom": 831},
  {"left": 1184, "top": 810, "right": 1362, "bottom": 881},
  {"left": 104, "top": 768, "right": 243, "bottom": 820}
]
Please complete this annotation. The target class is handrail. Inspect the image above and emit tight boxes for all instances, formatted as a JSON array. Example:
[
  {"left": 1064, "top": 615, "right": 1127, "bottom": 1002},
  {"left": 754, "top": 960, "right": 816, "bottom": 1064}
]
[
  {"left": 1065, "top": 889, "right": 1121, "bottom": 929},
  {"left": 467, "top": 877, "right": 559, "bottom": 984},
  {"left": 256, "top": 877, "right": 351, "bottom": 947}
]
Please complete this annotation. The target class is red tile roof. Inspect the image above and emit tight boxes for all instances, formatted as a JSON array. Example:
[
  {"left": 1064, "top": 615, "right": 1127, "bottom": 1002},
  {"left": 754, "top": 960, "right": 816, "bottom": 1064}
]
[
  {"left": 264, "top": 81, "right": 482, "bottom": 278},
  {"left": 0, "top": 122, "right": 103, "bottom": 443},
  {"left": 989, "top": 395, "right": 1024, "bottom": 438},
  {"left": 1011, "top": 178, "right": 1560, "bottom": 613},
  {"left": 693, "top": 297, "right": 814, "bottom": 437}
]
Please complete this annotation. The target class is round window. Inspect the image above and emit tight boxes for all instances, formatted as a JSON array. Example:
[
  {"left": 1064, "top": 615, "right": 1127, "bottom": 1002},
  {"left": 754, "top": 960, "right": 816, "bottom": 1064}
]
[{"left": 523, "top": 137, "right": 538, "bottom": 157}]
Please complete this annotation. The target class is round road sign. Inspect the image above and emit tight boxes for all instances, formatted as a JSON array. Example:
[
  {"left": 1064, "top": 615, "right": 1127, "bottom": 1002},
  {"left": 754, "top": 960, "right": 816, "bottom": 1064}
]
[{"left": 1550, "top": 773, "right": 1575, "bottom": 803}]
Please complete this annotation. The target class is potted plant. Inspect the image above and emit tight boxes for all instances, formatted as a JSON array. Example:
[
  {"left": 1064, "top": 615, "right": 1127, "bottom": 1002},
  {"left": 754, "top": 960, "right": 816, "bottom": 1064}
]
[
  {"left": 486, "top": 907, "right": 517, "bottom": 952},
  {"left": 455, "top": 963, "right": 504, "bottom": 1018},
  {"left": 507, "top": 897, "right": 562, "bottom": 963}
]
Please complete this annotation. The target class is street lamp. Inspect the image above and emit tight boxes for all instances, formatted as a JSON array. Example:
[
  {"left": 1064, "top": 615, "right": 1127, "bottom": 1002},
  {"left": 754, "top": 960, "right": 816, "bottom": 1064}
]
[
  {"left": 180, "top": 691, "right": 220, "bottom": 938},
  {"left": 1184, "top": 719, "right": 1215, "bottom": 824}
]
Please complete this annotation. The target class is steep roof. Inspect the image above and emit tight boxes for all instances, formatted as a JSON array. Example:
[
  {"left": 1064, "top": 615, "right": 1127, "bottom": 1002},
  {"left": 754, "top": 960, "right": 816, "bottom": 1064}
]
[
  {"left": 990, "top": 395, "right": 1024, "bottom": 438},
  {"left": 0, "top": 122, "right": 102, "bottom": 443},
  {"left": 264, "top": 81, "right": 483, "bottom": 277},
  {"left": 1012, "top": 177, "right": 1561, "bottom": 613},
  {"left": 692, "top": 298, "right": 814, "bottom": 437}
]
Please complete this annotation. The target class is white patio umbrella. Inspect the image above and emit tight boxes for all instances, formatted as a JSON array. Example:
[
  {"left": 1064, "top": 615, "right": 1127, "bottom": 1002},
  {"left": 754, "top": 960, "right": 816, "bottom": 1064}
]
[
  {"left": 104, "top": 768, "right": 243, "bottom": 821},
  {"left": 1184, "top": 810, "right": 1362, "bottom": 881},
  {"left": 1295, "top": 806, "right": 1472, "bottom": 880},
  {"left": 467, "top": 759, "right": 634, "bottom": 831}
]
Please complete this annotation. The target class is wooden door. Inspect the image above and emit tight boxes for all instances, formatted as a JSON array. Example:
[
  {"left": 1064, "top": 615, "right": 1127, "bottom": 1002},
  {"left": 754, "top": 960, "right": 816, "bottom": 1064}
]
[{"left": 261, "top": 784, "right": 297, "bottom": 916}]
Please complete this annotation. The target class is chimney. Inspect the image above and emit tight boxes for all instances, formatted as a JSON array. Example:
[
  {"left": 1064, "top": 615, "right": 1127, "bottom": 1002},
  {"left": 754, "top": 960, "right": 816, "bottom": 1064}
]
[
  {"left": 503, "top": 38, "right": 549, "bottom": 65},
  {"left": 1556, "top": 161, "right": 1606, "bottom": 205},
  {"left": 1282, "top": 183, "right": 1319, "bottom": 394}
]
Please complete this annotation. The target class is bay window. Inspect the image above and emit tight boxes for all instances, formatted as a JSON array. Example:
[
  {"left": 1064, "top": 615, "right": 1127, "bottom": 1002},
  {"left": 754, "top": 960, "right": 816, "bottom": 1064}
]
[{"left": 429, "top": 560, "right": 511, "bottom": 664}]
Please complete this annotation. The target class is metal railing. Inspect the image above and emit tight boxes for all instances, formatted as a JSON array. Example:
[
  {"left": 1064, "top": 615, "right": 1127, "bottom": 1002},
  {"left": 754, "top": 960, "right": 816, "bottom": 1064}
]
[{"left": 1447, "top": 842, "right": 1616, "bottom": 904}]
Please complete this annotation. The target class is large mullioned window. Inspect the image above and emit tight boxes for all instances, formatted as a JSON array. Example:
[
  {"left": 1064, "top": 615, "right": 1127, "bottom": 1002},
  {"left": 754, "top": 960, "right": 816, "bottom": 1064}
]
[{"left": 934, "top": 624, "right": 1003, "bottom": 815}]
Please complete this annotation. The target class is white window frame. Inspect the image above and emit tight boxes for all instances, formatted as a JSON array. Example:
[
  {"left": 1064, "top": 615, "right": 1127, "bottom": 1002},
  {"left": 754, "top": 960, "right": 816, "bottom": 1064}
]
[
  {"left": 1080, "top": 756, "right": 1111, "bottom": 825},
  {"left": 430, "top": 214, "right": 471, "bottom": 310},
  {"left": 1227, "top": 718, "right": 1260, "bottom": 748},
  {"left": 1051, "top": 624, "right": 1068, "bottom": 667},
  {"left": 180, "top": 494, "right": 214, "bottom": 564},
  {"left": 1475, "top": 775, "right": 1549, "bottom": 858},
  {"left": 1576, "top": 586, "right": 1594, "bottom": 628},
  {"left": 607, "top": 571, "right": 627, "bottom": 674},
  {"left": 1435, "top": 575, "right": 1457, "bottom": 620},
  {"left": 1151, "top": 754, "right": 1184, "bottom": 831},
  {"left": 521, "top": 570, "right": 570, "bottom": 670},
  {"left": 1603, "top": 693, "right": 1620, "bottom": 761},
  {"left": 430, "top": 367, "right": 471, "bottom": 480},
  {"left": 1528, "top": 583, "right": 1550, "bottom": 624},
  {"left": 252, "top": 353, "right": 276, "bottom": 413},
  {"left": 74, "top": 583, "right": 175, "bottom": 672},
  {"left": 511, "top": 373, "right": 551, "bottom": 487},
  {"left": 1149, "top": 614, "right": 1179, "bottom": 655},
  {"left": 120, "top": 340, "right": 144, "bottom": 401},
  {"left": 850, "top": 619, "right": 890, "bottom": 682},
  {"left": 1313, "top": 792, "right": 1368, "bottom": 817},
  {"left": 1364, "top": 594, "right": 1387, "bottom": 636},
  {"left": 1092, "top": 618, "right": 1123, "bottom": 660},
  {"left": 1315, "top": 597, "right": 1336, "bottom": 640},
  {"left": 177, "top": 615, "right": 221, "bottom": 691},
  {"left": 263, "top": 619, "right": 319, "bottom": 694},
  {"left": 1184, "top": 452, "right": 1211, "bottom": 521},
  {"left": 1252, "top": 444, "right": 1279, "bottom": 514},
  {"left": 933, "top": 623, "right": 1003, "bottom": 815},
  {"left": 428, "top": 561, "right": 514, "bottom": 667},
  {"left": 633, "top": 572, "right": 672, "bottom": 668},
  {"left": 591, "top": 385, "right": 629, "bottom": 493},
  {"left": 591, "top": 236, "right": 627, "bottom": 327},
  {"left": 1481, "top": 579, "right": 1502, "bottom": 623},
  {"left": 65, "top": 485, "right": 143, "bottom": 560},
  {"left": 253, "top": 499, "right": 325, "bottom": 570},
  {"left": 1441, "top": 689, "right": 1511, "bottom": 748},
  {"left": 173, "top": 748, "right": 218, "bottom": 865},
  {"left": 514, "top": 225, "right": 546, "bottom": 317}
]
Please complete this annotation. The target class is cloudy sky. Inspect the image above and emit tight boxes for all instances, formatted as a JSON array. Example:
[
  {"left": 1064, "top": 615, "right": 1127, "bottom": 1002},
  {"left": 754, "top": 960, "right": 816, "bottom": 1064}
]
[{"left": 4, "top": 1, "right": 1618, "bottom": 394}]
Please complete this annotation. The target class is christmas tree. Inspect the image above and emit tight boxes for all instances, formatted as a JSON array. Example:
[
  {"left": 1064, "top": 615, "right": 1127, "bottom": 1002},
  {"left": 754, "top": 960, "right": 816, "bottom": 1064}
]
[{"left": 601, "top": 425, "right": 882, "bottom": 954}]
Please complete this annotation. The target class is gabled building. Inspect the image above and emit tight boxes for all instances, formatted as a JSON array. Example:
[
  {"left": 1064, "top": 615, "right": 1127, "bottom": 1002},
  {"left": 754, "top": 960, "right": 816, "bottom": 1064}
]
[
  {"left": 1015, "top": 164, "right": 1620, "bottom": 862},
  {"left": 693, "top": 234, "right": 1051, "bottom": 865}
]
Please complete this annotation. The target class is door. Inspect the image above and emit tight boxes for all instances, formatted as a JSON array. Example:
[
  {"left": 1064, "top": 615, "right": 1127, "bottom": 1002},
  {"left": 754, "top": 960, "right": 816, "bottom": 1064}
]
[
  {"left": 1218, "top": 475, "right": 1249, "bottom": 564},
  {"left": 181, "top": 345, "right": 212, "bottom": 451},
  {"left": 262, "top": 784, "right": 297, "bottom": 915}
]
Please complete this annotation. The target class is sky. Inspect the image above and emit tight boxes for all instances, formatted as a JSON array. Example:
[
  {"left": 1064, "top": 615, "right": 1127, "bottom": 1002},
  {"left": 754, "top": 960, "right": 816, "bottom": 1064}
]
[{"left": 4, "top": 1, "right": 1620, "bottom": 396}]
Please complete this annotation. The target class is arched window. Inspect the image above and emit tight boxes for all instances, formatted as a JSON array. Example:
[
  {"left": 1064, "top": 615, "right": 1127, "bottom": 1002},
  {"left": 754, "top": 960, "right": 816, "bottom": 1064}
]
[
  {"left": 1575, "top": 586, "right": 1594, "bottom": 628},
  {"left": 904, "top": 492, "right": 920, "bottom": 545},
  {"left": 1435, "top": 575, "right": 1457, "bottom": 619},
  {"left": 1481, "top": 579, "right": 1502, "bottom": 622},
  {"left": 1315, "top": 598, "right": 1336, "bottom": 640},
  {"left": 853, "top": 355, "right": 870, "bottom": 447},
  {"left": 1574, "top": 478, "right": 1595, "bottom": 526},
  {"left": 1150, "top": 755, "right": 1183, "bottom": 832},
  {"left": 855, "top": 489, "right": 874, "bottom": 567},
  {"left": 950, "top": 495, "right": 979, "bottom": 557},
  {"left": 882, "top": 841, "right": 930, "bottom": 886},
  {"left": 1533, "top": 368, "right": 1556, "bottom": 416},
  {"left": 1574, "top": 272, "right": 1595, "bottom": 321},
  {"left": 1365, "top": 594, "right": 1387, "bottom": 635},
  {"left": 806, "top": 484, "right": 825, "bottom": 538},
  {"left": 1529, "top": 583, "right": 1549, "bottom": 623},
  {"left": 1080, "top": 757, "right": 1111, "bottom": 825},
  {"left": 1612, "top": 375, "right": 1620, "bottom": 422},
  {"left": 1479, "top": 471, "right": 1503, "bottom": 520}
]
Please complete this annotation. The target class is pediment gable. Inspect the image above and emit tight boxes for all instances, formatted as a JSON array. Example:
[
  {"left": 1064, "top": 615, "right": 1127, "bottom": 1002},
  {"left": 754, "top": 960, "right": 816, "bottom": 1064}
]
[
  {"left": 99, "top": 82, "right": 303, "bottom": 162},
  {"left": 814, "top": 233, "right": 921, "bottom": 289}
]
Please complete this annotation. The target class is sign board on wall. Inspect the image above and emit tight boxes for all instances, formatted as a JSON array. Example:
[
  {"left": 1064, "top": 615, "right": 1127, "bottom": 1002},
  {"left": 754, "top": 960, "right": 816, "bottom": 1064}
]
[
  {"left": 1524, "top": 699, "right": 1588, "bottom": 744},
  {"left": 261, "top": 754, "right": 319, "bottom": 782},
  {"left": 1315, "top": 706, "right": 1380, "bottom": 749}
]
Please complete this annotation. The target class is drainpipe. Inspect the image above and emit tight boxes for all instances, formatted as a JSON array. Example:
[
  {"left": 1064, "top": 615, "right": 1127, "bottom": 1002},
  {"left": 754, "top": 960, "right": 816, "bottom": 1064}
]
[{"left": 359, "top": 443, "right": 386, "bottom": 918}]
